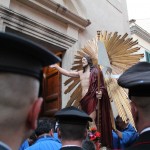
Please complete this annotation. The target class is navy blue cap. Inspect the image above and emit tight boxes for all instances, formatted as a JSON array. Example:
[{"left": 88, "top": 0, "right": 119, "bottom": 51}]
[
  {"left": 55, "top": 106, "right": 92, "bottom": 124},
  {"left": 118, "top": 62, "right": 150, "bottom": 98},
  {"left": 0, "top": 32, "right": 60, "bottom": 80}
]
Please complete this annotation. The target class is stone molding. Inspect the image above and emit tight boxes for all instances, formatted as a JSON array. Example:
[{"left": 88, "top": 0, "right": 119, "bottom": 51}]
[
  {"left": 130, "top": 23, "right": 150, "bottom": 43},
  {"left": 0, "top": 5, "right": 77, "bottom": 49},
  {"left": 17, "top": 0, "right": 91, "bottom": 31}
]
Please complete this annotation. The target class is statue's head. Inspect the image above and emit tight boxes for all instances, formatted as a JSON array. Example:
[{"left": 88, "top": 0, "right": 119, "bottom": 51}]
[
  {"left": 115, "top": 115, "right": 128, "bottom": 130},
  {"left": 82, "top": 55, "right": 93, "bottom": 72}
]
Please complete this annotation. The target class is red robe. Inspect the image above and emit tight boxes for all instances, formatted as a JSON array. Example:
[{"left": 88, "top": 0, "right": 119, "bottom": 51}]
[{"left": 80, "top": 66, "right": 113, "bottom": 148}]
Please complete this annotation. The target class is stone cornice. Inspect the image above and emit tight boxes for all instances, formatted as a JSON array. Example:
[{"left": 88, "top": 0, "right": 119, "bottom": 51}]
[
  {"left": 17, "top": 0, "right": 91, "bottom": 31},
  {"left": 130, "top": 24, "right": 150, "bottom": 43},
  {"left": 0, "top": 5, "right": 77, "bottom": 49}
]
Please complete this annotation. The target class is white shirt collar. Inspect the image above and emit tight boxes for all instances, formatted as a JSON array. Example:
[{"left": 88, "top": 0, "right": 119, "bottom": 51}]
[
  {"left": 0, "top": 141, "right": 12, "bottom": 150},
  {"left": 62, "top": 145, "right": 81, "bottom": 148},
  {"left": 140, "top": 127, "right": 150, "bottom": 134}
]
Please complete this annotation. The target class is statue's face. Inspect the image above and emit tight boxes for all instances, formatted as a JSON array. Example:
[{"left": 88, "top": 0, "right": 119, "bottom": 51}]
[{"left": 82, "top": 57, "right": 88, "bottom": 67}]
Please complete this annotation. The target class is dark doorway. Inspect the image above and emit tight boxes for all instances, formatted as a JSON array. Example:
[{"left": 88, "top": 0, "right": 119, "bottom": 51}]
[{"left": 42, "top": 52, "right": 62, "bottom": 117}]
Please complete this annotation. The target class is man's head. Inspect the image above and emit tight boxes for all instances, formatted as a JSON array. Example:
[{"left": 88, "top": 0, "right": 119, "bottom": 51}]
[
  {"left": 35, "top": 117, "right": 55, "bottom": 137},
  {"left": 82, "top": 140, "right": 96, "bottom": 150},
  {"left": 55, "top": 106, "right": 92, "bottom": 145},
  {"left": 82, "top": 55, "right": 93, "bottom": 72},
  {"left": 0, "top": 32, "right": 60, "bottom": 149},
  {"left": 118, "top": 62, "right": 150, "bottom": 132},
  {"left": 115, "top": 115, "right": 128, "bottom": 131}
]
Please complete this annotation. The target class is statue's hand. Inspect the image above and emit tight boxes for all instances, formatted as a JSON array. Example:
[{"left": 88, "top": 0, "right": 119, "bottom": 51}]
[{"left": 96, "top": 90, "right": 102, "bottom": 99}]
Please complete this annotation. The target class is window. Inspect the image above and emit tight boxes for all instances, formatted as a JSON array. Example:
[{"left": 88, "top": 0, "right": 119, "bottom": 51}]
[{"left": 145, "top": 51, "right": 150, "bottom": 63}]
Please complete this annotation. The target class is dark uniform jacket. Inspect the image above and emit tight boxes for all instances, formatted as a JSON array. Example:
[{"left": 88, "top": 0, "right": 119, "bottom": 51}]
[
  {"left": 60, "top": 146, "right": 83, "bottom": 150},
  {"left": 126, "top": 131, "right": 150, "bottom": 150}
]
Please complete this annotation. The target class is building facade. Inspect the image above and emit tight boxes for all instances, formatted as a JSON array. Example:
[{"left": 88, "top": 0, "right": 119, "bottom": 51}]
[
  {"left": 0, "top": 0, "right": 130, "bottom": 116},
  {"left": 129, "top": 19, "right": 150, "bottom": 62}
]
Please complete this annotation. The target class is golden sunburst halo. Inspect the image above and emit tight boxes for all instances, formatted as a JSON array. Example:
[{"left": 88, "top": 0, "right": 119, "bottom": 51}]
[{"left": 64, "top": 31, "right": 144, "bottom": 127}]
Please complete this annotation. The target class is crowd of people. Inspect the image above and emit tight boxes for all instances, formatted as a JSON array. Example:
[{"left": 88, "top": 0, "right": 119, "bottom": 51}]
[
  {"left": 19, "top": 107, "right": 95, "bottom": 150},
  {"left": 0, "top": 32, "right": 150, "bottom": 150}
]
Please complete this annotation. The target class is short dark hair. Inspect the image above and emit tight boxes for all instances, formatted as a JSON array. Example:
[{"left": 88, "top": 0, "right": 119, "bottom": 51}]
[
  {"left": 28, "top": 131, "right": 37, "bottom": 146},
  {"left": 82, "top": 140, "right": 96, "bottom": 150},
  {"left": 59, "top": 123, "right": 87, "bottom": 140},
  {"left": 35, "top": 117, "right": 55, "bottom": 136},
  {"left": 29, "top": 131, "right": 37, "bottom": 141}
]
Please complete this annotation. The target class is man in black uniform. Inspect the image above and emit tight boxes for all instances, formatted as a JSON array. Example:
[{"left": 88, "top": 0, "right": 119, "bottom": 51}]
[
  {"left": 55, "top": 106, "right": 92, "bottom": 150},
  {"left": 0, "top": 32, "right": 60, "bottom": 150},
  {"left": 118, "top": 62, "right": 150, "bottom": 150}
]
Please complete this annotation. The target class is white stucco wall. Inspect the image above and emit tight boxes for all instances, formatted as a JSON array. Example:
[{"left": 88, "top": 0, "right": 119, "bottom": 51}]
[
  {"left": 0, "top": 0, "right": 10, "bottom": 8},
  {"left": 10, "top": 0, "right": 67, "bottom": 34},
  {"left": 78, "top": 0, "right": 130, "bottom": 47},
  {"left": 132, "top": 34, "right": 150, "bottom": 51},
  {"left": 131, "top": 34, "right": 150, "bottom": 62}
]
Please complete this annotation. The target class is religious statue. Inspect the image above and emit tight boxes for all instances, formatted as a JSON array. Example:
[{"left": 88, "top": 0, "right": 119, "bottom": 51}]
[{"left": 51, "top": 31, "right": 143, "bottom": 149}]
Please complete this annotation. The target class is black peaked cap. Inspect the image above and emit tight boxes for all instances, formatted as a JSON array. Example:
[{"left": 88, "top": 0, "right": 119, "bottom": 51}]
[
  {"left": 118, "top": 62, "right": 150, "bottom": 98},
  {"left": 0, "top": 32, "right": 60, "bottom": 80},
  {"left": 55, "top": 106, "right": 92, "bottom": 124}
]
